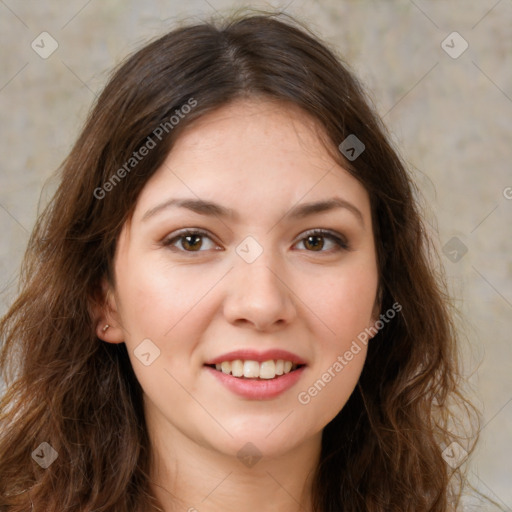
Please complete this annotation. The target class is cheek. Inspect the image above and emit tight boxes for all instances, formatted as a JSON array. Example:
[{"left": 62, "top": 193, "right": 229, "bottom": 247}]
[
  {"left": 296, "top": 299, "right": 370, "bottom": 427},
  {"left": 296, "top": 258, "right": 378, "bottom": 340},
  {"left": 116, "top": 256, "right": 216, "bottom": 340},
  {"left": 293, "top": 261, "right": 376, "bottom": 421},
  {"left": 115, "top": 261, "right": 215, "bottom": 403},
  {"left": 298, "top": 344, "right": 367, "bottom": 428},
  {"left": 115, "top": 256, "right": 226, "bottom": 393}
]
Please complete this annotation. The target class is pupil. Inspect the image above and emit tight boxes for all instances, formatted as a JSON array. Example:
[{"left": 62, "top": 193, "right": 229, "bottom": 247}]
[{"left": 306, "top": 235, "right": 323, "bottom": 251}]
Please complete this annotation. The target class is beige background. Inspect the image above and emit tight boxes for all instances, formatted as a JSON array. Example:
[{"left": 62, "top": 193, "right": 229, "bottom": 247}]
[{"left": 1, "top": 0, "right": 511, "bottom": 508}]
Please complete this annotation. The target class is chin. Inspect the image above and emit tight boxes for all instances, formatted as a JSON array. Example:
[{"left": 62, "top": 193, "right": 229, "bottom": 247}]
[{"left": 204, "top": 418, "right": 318, "bottom": 461}]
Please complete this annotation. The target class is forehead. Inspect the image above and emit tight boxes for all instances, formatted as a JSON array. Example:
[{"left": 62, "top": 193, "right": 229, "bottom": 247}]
[
  {"left": 133, "top": 98, "right": 371, "bottom": 224},
  {"left": 171, "top": 98, "right": 334, "bottom": 165}
]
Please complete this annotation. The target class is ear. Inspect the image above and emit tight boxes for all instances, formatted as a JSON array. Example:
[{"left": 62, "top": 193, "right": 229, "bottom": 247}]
[{"left": 92, "top": 277, "right": 125, "bottom": 344}]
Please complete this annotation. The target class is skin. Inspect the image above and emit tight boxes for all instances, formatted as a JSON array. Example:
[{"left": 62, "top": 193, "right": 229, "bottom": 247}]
[{"left": 96, "top": 98, "right": 380, "bottom": 512}]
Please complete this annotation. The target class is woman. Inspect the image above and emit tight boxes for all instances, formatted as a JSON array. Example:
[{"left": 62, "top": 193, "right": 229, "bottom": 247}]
[{"left": 0, "top": 12, "right": 479, "bottom": 512}]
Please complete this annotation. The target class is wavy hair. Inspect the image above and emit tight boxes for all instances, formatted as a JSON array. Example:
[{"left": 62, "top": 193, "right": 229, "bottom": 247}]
[{"left": 0, "top": 11, "right": 478, "bottom": 511}]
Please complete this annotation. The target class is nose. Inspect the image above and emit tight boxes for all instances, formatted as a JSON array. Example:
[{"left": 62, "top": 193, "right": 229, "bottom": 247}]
[{"left": 222, "top": 255, "right": 297, "bottom": 332}]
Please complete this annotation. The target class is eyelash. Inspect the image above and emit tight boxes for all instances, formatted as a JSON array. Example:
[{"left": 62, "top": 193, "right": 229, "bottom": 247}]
[{"left": 161, "top": 228, "right": 349, "bottom": 254}]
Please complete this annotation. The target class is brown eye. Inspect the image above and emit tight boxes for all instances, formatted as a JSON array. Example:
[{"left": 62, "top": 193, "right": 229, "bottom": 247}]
[
  {"left": 304, "top": 235, "right": 325, "bottom": 251},
  {"left": 181, "top": 234, "right": 203, "bottom": 251},
  {"left": 163, "top": 230, "right": 219, "bottom": 253},
  {"left": 295, "top": 229, "right": 349, "bottom": 253}
]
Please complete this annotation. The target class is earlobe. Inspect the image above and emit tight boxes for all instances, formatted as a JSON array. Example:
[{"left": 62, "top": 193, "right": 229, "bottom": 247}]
[
  {"left": 92, "top": 278, "right": 125, "bottom": 344},
  {"left": 95, "top": 318, "right": 125, "bottom": 344}
]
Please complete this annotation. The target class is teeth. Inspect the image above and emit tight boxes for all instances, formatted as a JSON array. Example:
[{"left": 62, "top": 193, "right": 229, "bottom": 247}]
[
  {"left": 231, "top": 359, "right": 243, "bottom": 377},
  {"left": 259, "top": 360, "right": 276, "bottom": 379},
  {"left": 210, "top": 359, "right": 299, "bottom": 379},
  {"left": 243, "top": 360, "right": 260, "bottom": 378}
]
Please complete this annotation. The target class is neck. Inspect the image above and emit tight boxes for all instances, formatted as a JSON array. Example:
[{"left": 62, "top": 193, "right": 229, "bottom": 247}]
[{"left": 146, "top": 412, "right": 321, "bottom": 512}]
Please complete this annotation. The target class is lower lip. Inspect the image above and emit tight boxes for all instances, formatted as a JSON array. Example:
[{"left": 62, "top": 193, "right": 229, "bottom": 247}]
[{"left": 204, "top": 366, "right": 306, "bottom": 400}]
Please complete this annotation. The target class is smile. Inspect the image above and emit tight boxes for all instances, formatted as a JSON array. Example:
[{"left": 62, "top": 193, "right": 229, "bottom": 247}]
[
  {"left": 204, "top": 363, "right": 306, "bottom": 400},
  {"left": 203, "top": 349, "right": 307, "bottom": 399},
  {"left": 206, "top": 359, "right": 303, "bottom": 380}
]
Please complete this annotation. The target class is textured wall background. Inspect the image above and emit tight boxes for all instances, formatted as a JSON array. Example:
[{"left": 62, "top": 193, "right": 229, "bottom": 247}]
[{"left": 1, "top": 0, "right": 511, "bottom": 508}]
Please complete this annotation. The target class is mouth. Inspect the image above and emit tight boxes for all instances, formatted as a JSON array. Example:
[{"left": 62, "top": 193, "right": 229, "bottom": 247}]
[{"left": 204, "top": 359, "right": 306, "bottom": 380}]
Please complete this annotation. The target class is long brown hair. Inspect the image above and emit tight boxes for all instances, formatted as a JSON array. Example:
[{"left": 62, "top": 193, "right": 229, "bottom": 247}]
[{"left": 0, "top": 11, "right": 478, "bottom": 511}]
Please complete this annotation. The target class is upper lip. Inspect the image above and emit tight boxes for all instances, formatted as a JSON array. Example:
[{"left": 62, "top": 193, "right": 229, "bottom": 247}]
[{"left": 204, "top": 349, "right": 307, "bottom": 366}]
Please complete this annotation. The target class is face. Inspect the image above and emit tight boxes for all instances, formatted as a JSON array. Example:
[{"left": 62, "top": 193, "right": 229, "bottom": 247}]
[{"left": 98, "top": 98, "right": 379, "bottom": 461}]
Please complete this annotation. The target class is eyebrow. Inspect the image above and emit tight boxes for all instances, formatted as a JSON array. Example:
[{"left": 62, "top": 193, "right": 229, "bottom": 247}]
[{"left": 141, "top": 197, "right": 364, "bottom": 226}]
